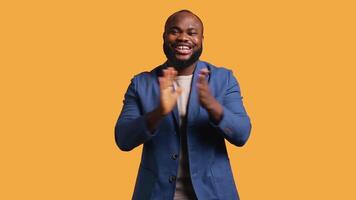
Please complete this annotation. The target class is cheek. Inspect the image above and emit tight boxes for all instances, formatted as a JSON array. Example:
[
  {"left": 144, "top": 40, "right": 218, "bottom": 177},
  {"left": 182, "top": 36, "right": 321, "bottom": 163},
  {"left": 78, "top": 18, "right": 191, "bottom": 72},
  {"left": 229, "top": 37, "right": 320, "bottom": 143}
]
[
  {"left": 192, "top": 38, "right": 202, "bottom": 46},
  {"left": 166, "top": 35, "right": 177, "bottom": 42}
]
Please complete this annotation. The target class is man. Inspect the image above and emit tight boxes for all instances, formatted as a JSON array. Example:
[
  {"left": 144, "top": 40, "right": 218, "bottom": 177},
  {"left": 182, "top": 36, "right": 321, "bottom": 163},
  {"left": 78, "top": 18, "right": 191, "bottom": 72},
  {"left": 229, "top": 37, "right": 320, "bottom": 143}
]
[{"left": 115, "top": 10, "right": 251, "bottom": 200}]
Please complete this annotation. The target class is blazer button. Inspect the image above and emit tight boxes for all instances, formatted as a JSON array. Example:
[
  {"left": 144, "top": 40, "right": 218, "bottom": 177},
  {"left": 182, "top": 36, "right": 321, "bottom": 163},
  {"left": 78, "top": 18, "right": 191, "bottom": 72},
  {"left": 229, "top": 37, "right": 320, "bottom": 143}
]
[
  {"left": 171, "top": 154, "right": 178, "bottom": 160},
  {"left": 169, "top": 175, "right": 176, "bottom": 183}
]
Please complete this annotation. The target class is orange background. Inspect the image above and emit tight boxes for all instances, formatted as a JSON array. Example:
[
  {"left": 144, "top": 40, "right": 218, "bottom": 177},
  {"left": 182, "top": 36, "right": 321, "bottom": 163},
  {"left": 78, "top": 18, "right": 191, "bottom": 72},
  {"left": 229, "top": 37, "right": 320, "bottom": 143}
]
[{"left": 1, "top": 0, "right": 355, "bottom": 199}]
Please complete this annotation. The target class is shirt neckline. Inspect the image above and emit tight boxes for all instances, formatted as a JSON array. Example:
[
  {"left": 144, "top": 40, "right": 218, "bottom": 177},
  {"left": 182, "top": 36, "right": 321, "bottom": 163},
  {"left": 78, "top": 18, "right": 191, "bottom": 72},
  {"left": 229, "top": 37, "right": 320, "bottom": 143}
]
[{"left": 176, "top": 74, "right": 193, "bottom": 80}]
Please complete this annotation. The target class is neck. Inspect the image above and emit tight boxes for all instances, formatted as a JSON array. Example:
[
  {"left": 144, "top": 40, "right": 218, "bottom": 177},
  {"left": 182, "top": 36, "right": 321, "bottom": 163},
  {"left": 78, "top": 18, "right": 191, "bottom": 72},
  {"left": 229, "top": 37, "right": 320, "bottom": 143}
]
[{"left": 166, "top": 60, "right": 198, "bottom": 76}]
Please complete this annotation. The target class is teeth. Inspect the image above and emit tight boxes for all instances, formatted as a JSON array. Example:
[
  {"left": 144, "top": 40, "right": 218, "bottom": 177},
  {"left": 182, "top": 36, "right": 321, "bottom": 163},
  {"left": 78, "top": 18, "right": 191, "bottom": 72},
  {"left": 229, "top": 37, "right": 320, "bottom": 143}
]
[{"left": 177, "top": 46, "right": 190, "bottom": 50}]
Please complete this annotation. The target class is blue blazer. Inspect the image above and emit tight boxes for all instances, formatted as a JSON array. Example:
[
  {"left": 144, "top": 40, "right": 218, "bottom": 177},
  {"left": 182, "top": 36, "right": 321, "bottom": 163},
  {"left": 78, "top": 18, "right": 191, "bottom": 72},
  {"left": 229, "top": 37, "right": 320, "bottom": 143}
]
[{"left": 115, "top": 60, "right": 252, "bottom": 200}]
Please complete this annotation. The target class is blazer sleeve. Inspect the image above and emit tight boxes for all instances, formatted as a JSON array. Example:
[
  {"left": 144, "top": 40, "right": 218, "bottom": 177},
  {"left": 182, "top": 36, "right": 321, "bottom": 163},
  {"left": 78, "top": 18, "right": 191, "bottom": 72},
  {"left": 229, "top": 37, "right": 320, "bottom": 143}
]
[
  {"left": 114, "top": 76, "right": 157, "bottom": 151},
  {"left": 210, "top": 70, "right": 252, "bottom": 147}
]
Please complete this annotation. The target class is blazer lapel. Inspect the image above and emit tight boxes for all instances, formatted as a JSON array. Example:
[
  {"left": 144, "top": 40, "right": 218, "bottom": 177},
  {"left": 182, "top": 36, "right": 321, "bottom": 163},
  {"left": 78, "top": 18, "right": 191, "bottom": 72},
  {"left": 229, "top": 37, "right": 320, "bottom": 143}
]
[{"left": 186, "top": 61, "right": 208, "bottom": 127}]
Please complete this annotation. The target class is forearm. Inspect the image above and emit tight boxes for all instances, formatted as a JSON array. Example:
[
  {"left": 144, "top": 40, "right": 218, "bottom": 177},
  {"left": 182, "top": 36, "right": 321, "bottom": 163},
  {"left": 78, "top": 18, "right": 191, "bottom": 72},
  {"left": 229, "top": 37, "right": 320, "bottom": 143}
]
[
  {"left": 210, "top": 106, "right": 251, "bottom": 147},
  {"left": 115, "top": 106, "right": 170, "bottom": 151},
  {"left": 206, "top": 99, "right": 224, "bottom": 124},
  {"left": 115, "top": 115, "right": 152, "bottom": 151}
]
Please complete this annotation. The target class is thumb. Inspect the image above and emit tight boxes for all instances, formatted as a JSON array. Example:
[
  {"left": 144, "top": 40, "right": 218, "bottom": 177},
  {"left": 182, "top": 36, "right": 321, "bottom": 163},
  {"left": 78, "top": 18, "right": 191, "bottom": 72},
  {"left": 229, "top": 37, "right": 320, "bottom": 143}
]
[{"left": 175, "top": 87, "right": 182, "bottom": 96}]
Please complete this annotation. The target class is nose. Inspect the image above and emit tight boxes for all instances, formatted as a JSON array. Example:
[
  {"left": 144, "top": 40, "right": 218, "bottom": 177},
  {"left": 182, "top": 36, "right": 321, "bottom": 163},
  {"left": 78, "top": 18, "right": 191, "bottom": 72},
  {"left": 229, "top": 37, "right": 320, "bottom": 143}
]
[{"left": 177, "top": 32, "right": 189, "bottom": 42}]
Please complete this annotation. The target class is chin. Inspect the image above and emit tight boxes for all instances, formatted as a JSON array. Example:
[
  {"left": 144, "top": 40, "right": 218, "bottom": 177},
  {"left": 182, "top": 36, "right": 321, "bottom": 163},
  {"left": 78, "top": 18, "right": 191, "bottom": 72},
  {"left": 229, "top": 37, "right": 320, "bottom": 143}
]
[{"left": 175, "top": 55, "right": 192, "bottom": 61}]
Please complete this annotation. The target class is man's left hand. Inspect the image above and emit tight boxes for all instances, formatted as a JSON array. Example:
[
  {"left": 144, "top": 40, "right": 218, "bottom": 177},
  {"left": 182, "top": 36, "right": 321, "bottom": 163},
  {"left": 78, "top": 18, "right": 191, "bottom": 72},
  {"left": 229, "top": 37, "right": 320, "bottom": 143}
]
[{"left": 197, "top": 68, "right": 223, "bottom": 123}]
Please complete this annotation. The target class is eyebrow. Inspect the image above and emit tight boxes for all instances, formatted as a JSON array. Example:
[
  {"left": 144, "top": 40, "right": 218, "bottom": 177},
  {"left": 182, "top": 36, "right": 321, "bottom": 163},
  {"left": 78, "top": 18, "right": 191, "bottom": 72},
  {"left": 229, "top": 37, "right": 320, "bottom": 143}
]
[
  {"left": 168, "top": 26, "right": 198, "bottom": 31},
  {"left": 187, "top": 28, "right": 198, "bottom": 31},
  {"left": 168, "top": 26, "right": 181, "bottom": 30}
]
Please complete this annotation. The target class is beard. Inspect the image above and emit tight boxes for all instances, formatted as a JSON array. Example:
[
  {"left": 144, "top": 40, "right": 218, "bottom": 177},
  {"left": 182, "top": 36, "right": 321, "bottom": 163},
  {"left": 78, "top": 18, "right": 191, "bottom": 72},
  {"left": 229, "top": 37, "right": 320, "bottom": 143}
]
[{"left": 163, "top": 42, "right": 203, "bottom": 70}]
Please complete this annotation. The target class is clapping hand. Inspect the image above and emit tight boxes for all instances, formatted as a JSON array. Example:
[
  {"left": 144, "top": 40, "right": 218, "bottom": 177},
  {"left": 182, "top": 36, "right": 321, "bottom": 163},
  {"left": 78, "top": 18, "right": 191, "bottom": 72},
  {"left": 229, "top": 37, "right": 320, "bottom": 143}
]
[
  {"left": 158, "top": 67, "right": 182, "bottom": 116},
  {"left": 197, "top": 68, "right": 223, "bottom": 123}
]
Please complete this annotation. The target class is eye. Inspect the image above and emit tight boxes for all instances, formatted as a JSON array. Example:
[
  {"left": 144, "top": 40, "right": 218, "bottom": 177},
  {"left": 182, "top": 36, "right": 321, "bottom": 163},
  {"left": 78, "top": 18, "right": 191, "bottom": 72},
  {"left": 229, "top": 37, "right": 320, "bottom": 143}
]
[
  {"left": 188, "top": 31, "right": 198, "bottom": 36},
  {"left": 169, "top": 29, "right": 180, "bottom": 35}
]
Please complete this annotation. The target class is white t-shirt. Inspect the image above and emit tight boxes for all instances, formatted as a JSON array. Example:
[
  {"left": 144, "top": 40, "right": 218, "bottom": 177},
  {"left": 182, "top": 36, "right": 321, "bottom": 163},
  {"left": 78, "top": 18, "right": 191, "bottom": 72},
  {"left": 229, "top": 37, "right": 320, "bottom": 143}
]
[
  {"left": 174, "top": 75, "right": 193, "bottom": 125},
  {"left": 173, "top": 75, "right": 197, "bottom": 200}
]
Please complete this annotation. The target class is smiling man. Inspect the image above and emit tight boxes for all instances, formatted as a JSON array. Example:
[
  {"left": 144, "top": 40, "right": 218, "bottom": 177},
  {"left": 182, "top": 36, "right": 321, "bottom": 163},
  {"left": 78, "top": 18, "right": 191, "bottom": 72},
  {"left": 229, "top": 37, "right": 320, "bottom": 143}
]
[{"left": 115, "top": 10, "right": 252, "bottom": 200}]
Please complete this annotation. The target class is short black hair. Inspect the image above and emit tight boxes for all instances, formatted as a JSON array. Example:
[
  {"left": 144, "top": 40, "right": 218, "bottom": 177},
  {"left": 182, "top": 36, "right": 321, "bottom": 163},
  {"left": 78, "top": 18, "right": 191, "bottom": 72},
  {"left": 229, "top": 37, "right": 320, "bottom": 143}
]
[{"left": 164, "top": 9, "right": 204, "bottom": 34}]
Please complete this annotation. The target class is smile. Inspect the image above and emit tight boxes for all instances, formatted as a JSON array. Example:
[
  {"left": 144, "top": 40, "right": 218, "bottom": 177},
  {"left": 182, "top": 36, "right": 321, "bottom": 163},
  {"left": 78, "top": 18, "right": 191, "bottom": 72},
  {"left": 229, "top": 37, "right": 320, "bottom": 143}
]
[{"left": 174, "top": 45, "right": 192, "bottom": 55}]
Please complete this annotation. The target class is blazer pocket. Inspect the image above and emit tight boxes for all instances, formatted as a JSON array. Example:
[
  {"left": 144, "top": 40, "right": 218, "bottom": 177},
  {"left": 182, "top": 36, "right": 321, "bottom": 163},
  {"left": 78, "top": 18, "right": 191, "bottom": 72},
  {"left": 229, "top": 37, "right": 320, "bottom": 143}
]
[
  {"left": 210, "top": 160, "right": 239, "bottom": 200},
  {"left": 132, "top": 165, "right": 157, "bottom": 200}
]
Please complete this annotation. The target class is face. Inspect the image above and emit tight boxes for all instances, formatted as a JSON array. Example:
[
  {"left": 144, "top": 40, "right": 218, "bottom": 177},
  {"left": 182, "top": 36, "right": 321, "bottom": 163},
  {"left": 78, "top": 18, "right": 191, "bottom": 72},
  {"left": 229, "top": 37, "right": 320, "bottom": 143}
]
[{"left": 163, "top": 12, "right": 204, "bottom": 69}]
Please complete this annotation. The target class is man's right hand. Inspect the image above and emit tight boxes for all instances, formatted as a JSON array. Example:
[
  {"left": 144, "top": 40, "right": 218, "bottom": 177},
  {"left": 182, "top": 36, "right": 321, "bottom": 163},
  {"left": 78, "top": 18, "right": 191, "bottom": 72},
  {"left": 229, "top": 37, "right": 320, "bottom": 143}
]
[
  {"left": 158, "top": 67, "right": 182, "bottom": 116},
  {"left": 146, "top": 67, "right": 181, "bottom": 133}
]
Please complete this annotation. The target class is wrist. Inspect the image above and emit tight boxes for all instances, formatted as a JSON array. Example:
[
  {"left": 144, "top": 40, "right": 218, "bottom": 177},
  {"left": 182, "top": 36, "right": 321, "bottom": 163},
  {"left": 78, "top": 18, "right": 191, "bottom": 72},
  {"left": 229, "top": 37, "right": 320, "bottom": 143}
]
[
  {"left": 155, "top": 106, "right": 167, "bottom": 118},
  {"left": 146, "top": 107, "right": 165, "bottom": 134},
  {"left": 205, "top": 99, "right": 220, "bottom": 112},
  {"left": 206, "top": 100, "right": 223, "bottom": 122}
]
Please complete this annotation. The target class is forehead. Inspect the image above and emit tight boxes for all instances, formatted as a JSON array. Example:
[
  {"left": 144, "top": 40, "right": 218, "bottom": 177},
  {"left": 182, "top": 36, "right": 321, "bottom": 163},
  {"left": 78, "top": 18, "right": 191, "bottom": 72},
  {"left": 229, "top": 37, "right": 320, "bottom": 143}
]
[{"left": 165, "top": 12, "right": 202, "bottom": 30}]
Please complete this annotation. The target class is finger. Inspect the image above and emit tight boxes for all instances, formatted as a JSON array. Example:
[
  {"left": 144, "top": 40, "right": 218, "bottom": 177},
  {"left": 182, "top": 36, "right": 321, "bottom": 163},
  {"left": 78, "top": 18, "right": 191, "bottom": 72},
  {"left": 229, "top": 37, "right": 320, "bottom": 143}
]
[
  {"left": 163, "top": 69, "right": 169, "bottom": 77},
  {"left": 198, "top": 73, "right": 208, "bottom": 85},
  {"left": 171, "top": 69, "right": 178, "bottom": 81},
  {"left": 167, "top": 67, "right": 174, "bottom": 76},
  {"left": 200, "top": 68, "right": 210, "bottom": 76},
  {"left": 166, "top": 67, "right": 175, "bottom": 86},
  {"left": 196, "top": 82, "right": 203, "bottom": 92},
  {"left": 158, "top": 77, "right": 167, "bottom": 90},
  {"left": 197, "top": 73, "right": 210, "bottom": 96},
  {"left": 173, "top": 87, "right": 182, "bottom": 98},
  {"left": 162, "top": 69, "right": 169, "bottom": 82},
  {"left": 160, "top": 70, "right": 170, "bottom": 89}
]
